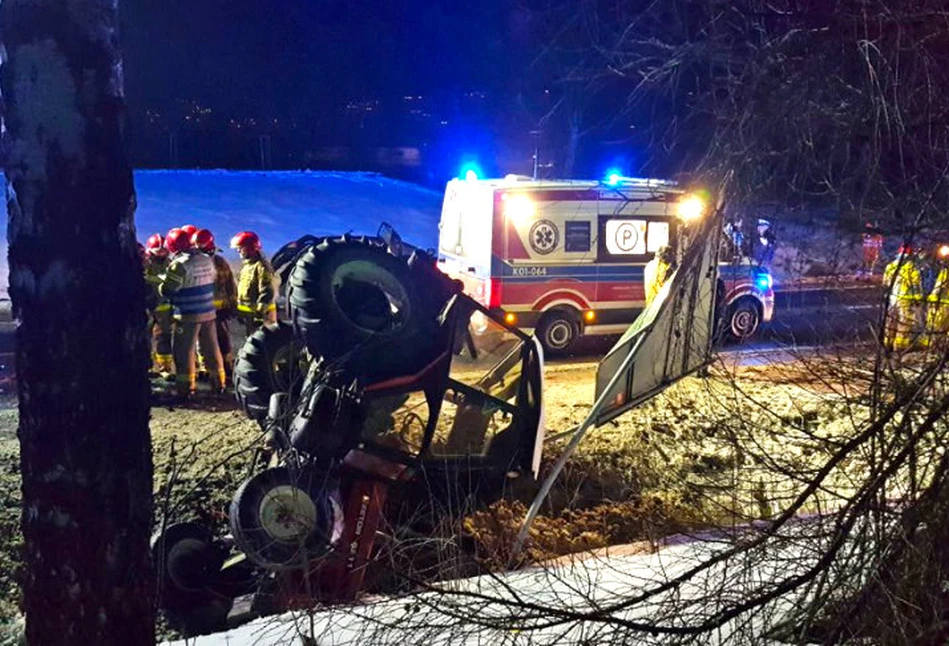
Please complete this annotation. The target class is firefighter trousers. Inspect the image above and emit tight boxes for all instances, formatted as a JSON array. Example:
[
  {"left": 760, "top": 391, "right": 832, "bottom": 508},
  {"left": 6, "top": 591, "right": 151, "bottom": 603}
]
[
  {"left": 884, "top": 299, "right": 923, "bottom": 351},
  {"left": 151, "top": 307, "right": 175, "bottom": 369},
  {"left": 175, "top": 319, "right": 225, "bottom": 393},
  {"left": 216, "top": 313, "right": 233, "bottom": 378}
]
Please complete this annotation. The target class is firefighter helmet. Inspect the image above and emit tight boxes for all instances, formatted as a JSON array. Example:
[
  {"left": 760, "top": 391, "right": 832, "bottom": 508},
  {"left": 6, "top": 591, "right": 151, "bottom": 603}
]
[
  {"left": 145, "top": 233, "right": 168, "bottom": 258},
  {"left": 192, "top": 228, "right": 215, "bottom": 253},
  {"left": 165, "top": 227, "right": 193, "bottom": 254},
  {"left": 181, "top": 224, "right": 198, "bottom": 238},
  {"left": 230, "top": 231, "right": 262, "bottom": 253},
  {"left": 898, "top": 243, "right": 916, "bottom": 255}
]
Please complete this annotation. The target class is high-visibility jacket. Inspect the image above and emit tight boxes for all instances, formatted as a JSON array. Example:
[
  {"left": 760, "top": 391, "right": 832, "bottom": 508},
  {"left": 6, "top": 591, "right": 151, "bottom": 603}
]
[
  {"left": 211, "top": 254, "right": 238, "bottom": 313},
  {"left": 237, "top": 256, "right": 276, "bottom": 319},
  {"left": 160, "top": 251, "right": 216, "bottom": 322},
  {"left": 927, "top": 266, "right": 949, "bottom": 336},
  {"left": 144, "top": 255, "right": 171, "bottom": 312},
  {"left": 644, "top": 257, "right": 672, "bottom": 307},
  {"left": 883, "top": 257, "right": 924, "bottom": 304},
  {"left": 883, "top": 255, "right": 924, "bottom": 350}
]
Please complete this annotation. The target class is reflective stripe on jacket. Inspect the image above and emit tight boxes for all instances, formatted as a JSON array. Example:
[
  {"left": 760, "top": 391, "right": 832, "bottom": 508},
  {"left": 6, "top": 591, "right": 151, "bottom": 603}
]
[
  {"left": 928, "top": 268, "right": 949, "bottom": 305},
  {"left": 160, "top": 252, "right": 216, "bottom": 322},
  {"left": 144, "top": 256, "right": 170, "bottom": 311},
  {"left": 883, "top": 257, "right": 924, "bottom": 304},
  {"left": 237, "top": 256, "right": 276, "bottom": 316}
]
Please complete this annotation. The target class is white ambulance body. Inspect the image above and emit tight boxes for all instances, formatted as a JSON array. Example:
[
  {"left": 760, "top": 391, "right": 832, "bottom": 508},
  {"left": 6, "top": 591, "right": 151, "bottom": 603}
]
[{"left": 437, "top": 175, "right": 774, "bottom": 353}]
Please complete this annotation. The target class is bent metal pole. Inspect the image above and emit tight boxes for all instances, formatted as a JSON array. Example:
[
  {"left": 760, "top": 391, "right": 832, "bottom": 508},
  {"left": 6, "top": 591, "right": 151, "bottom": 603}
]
[{"left": 509, "top": 333, "right": 644, "bottom": 563}]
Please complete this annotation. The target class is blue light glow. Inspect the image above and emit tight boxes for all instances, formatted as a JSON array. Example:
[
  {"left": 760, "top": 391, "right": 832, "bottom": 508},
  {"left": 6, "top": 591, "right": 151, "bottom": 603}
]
[
  {"left": 460, "top": 161, "right": 483, "bottom": 181},
  {"left": 606, "top": 168, "right": 623, "bottom": 185},
  {"left": 756, "top": 273, "right": 773, "bottom": 290}
]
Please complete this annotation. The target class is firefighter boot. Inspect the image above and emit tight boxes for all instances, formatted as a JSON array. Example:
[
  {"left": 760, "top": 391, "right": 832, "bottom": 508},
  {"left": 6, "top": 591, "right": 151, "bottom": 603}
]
[
  {"left": 175, "top": 374, "right": 196, "bottom": 401},
  {"left": 213, "top": 370, "right": 228, "bottom": 396},
  {"left": 196, "top": 352, "right": 209, "bottom": 382},
  {"left": 156, "top": 354, "right": 175, "bottom": 380},
  {"left": 222, "top": 353, "right": 234, "bottom": 387}
]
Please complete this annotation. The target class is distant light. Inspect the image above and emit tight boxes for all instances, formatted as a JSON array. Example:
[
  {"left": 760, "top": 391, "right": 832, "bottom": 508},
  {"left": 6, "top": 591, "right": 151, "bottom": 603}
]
[
  {"left": 939, "top": 244, "right": 949, "bottom": 258},
  {"left": 504, "top": 194, "right": 535, "bottom": 222},
  {"left": 677, "top": 194, "right": 706, "bottom": 222}
]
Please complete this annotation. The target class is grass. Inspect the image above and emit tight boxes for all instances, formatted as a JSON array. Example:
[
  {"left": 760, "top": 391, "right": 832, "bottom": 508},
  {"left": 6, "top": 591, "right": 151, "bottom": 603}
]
[{"left": 0, "top": 355, "right": 872, "bottom": 634}]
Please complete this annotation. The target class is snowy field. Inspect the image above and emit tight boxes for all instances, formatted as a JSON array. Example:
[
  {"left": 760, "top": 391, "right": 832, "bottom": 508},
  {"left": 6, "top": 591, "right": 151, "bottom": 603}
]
[{"left": 0, "top": 170, "right": 444, "bottom": 301}]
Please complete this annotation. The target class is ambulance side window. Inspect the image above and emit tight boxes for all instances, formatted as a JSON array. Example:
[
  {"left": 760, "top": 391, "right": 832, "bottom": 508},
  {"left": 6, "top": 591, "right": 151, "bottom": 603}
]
[
  {"left": 647, "top": 221, "right": 670, "bottom": 252},
  {"left": 597, "top": 216, "right": 675, "bottom": 262},
  {"left": 564, "top": 221, "right": 592, "bottom": 252}
]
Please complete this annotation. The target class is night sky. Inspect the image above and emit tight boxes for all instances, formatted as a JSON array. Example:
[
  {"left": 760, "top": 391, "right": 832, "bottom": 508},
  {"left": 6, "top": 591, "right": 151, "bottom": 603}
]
[
  {"left": 120, "top": 0, "right": 529, "bottom": 118},
  {"left": 117, "top": 2, "right": 642, "bottom": 180}
]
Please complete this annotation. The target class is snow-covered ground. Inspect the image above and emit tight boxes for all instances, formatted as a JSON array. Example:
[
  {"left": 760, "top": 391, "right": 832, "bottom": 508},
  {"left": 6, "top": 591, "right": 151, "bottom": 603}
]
[
  {"left": 165, "top": 528, "right": 820, "bottom": 646},
  {"left": 0, "top": 170, "right": 444, "bottom": 301}
]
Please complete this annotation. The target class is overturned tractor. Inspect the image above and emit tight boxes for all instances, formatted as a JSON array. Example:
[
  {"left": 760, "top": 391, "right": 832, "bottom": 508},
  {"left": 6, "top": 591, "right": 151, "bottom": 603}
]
[{"left": 154, "top": 233, "right": 545, "bottom": 633}]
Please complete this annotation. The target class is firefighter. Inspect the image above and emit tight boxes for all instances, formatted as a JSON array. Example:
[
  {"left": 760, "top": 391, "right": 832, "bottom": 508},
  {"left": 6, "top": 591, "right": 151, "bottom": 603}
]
[
  {"left": 144, "top": 233, "right": 175, "bottom": 376},
  {"left": 644, "top": 245, "right": 676, "bottom": 307},
  {"left": 862, "top": 223, "right": 884, "bottom": 276},
  {"left": 883, "top": 244, "right": 925, "bottom": 352},
  {"left": 193, "top": 228, "right": 238, "bottom": 381},
  {"left": 159, "top": 227, "right": 226, "bottom": 398},
  {"left": 231, "top": 231, "right": 277, "bottom": 333},
  {"left": 925, "top": 244, "right": 949, "bottom": 349}
]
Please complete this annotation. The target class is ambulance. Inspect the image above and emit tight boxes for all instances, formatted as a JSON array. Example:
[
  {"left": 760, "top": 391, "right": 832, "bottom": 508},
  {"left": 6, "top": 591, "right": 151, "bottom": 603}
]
[{"left": 436, "top": 174, "right": 774, "bottom": 354}]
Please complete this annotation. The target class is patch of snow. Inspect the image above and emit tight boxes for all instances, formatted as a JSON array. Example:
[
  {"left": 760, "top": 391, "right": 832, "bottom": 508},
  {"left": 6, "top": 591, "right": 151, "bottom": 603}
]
[
  {"left": 0, "top": 169, "right": 443, "bottom": 301},
  {"left": 131, "top": 170, "right": 442, "bottom": 264},
  {"left": 164, "top": 532, "right": 821, "bottom": 646}
]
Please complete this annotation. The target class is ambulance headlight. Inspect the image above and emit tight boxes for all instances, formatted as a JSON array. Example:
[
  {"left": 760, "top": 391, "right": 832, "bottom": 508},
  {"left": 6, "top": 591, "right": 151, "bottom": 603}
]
[
  {"left": 503, "top": 194, "right": 535, "bottom": 222},
  {"left": 677, "top": 194, "right": 705, "bottom": 222}
]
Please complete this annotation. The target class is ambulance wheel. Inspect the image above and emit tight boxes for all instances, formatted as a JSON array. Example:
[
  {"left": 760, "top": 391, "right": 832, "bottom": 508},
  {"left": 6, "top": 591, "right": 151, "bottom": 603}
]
[
  {"left": 234, "top": 321, "right": 308, "bottom": 422},
  {"left": 287, "top": 236, "right": 450, "bottom": 377},
  {"left": 230, "top": 466, "right": 343, "bottom": 571},
  {"left": 727, "top": 298, "right": 761, "bottom": 340},
  {"left": 537, "top": 310, "right": 579, "bottom": 355}
]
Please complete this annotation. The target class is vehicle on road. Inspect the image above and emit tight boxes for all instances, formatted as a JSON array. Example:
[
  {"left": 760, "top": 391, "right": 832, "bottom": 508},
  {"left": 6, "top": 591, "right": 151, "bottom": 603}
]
[{"left": 436, "top": 175, "right": 774, "bottom": 354}]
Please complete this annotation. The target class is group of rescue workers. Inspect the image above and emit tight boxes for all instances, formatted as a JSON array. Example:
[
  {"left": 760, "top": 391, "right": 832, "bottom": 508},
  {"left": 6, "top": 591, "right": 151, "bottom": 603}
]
[
  {"left": 883, "top": 243, "right": 949, "bottom": 352},
  {"left": 140, "top": 225, "right": 277, "bottom": 399}
]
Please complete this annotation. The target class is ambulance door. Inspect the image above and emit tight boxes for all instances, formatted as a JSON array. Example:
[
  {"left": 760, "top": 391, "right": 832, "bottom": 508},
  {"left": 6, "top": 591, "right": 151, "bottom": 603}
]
[{"left": 596, "top": 195, "right": 676, "bottom": 308}]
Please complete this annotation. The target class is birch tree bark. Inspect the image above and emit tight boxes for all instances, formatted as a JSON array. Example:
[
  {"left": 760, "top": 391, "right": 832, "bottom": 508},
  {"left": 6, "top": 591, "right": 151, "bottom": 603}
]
[{"left": 1, "top": 0, "right": 154, "bottom": 642}]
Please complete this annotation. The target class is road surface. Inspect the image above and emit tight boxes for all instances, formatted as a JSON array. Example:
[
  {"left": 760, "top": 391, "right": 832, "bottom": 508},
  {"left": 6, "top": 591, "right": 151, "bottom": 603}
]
[{"left": 0, "top": 283, "right": 884, "bottom": 399}]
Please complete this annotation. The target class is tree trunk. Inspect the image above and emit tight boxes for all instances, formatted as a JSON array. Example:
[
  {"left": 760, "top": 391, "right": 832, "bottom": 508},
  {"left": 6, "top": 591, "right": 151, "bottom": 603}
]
[{"left": 1, "top": 1, "right": 155, "bottom": 643}]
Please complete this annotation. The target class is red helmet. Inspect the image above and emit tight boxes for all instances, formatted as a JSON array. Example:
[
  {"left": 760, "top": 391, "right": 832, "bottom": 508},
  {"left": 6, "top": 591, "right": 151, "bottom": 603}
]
[
  {"left": 898, "top": 243, "right": 916, "bottom": 255},
  {"left": 165, "top": 227, "right": 193, "bottom": 254},
  {"left": 230, "top": 231, "right": 262, "bottom": 253},
  {"left": 192, "top": 228, "right": 215, "bottom": 253},
  {"left": 145, "top": 233, "right": 168, "bottom": 258}
]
